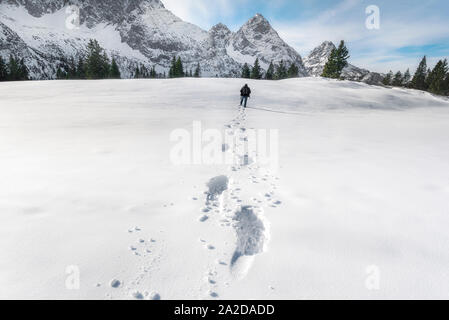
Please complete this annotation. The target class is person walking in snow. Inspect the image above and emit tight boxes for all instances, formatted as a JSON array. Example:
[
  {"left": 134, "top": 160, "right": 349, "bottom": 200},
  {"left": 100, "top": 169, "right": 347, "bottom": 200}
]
[{"left": 240, "top": 84, "right": 251, "bottom": 108}]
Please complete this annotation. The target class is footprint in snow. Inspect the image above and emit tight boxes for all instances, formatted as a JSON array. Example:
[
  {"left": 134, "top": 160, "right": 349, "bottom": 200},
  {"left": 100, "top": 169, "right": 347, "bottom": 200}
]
[
  {"left": 110, "top": 279, "right": 121, "bottom": 288},
  {"left": 131, "top": 291, "right": 144, "bottom": 300},
  {"left": 148, "top": 292, "right": 161, "bottom": 300},
  {"left": 217, "top": 260, "right": 228, "bottom": 266}
]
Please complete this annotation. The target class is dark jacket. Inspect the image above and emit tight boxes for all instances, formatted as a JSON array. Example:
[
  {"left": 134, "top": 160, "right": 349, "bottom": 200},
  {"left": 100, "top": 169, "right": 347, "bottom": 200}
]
[{"left": 240, "top": 85, "right": 251, "bottom": 97}]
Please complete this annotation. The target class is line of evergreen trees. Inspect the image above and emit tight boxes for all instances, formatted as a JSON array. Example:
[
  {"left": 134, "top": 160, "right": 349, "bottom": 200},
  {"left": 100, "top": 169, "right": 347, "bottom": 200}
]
[
  {"left": 56, "top": 50, "right": 202, "bottom": 80},
  {"left": 134, "top": 64, "right": 159, "bottom": 79},
  {"left": 5, "top": 39, "right": 446, "bottom": 97},
  {"left": 168, "top": 56, "right": 201, "bottom": 78},
  {"left": 383, "top": 56, "right": 449, "bottom": 96},
  {"left": 0, "top": 55, "right": 29, "bottom": 81},
  {"left": 241, "top": 58, "right": 300, "bottom": 80},
  {"left": 56, "top": 39, "right": 121, "bottom": 80}
]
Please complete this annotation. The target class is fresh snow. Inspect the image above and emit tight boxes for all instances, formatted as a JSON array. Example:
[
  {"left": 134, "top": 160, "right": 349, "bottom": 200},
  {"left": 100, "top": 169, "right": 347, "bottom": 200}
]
[{"left": 1, "top": 78, "right": 449, "bottom": 299}]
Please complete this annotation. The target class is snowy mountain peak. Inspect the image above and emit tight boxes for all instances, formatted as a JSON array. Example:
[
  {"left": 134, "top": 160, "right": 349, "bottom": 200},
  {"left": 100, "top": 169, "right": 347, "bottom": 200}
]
[
  {"left": 309, "top": 41, "right": 337, "bottom": 59},
  {"left": 303, "top": 41, "right": 337, "bottom": 76},
  {"left": 209, "top": 23, "right": 231, "bottom": 35},
  {"left": 207, "top": 22, "right": 232, "bottom": 52},
  {"left": 243, "top": 13, "right": 273, "bottom": 34},
  {"left": 226, "top": 13, "right": 307, "bottom": 75},
  {"left": 315, "top": 41, "right": 336, "bottom": 52}
]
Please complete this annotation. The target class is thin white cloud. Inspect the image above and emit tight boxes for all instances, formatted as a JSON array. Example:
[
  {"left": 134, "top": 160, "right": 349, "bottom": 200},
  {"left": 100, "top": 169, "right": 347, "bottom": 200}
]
[{"left": 162, "top": 0, "right": 235, "bottom": 28}]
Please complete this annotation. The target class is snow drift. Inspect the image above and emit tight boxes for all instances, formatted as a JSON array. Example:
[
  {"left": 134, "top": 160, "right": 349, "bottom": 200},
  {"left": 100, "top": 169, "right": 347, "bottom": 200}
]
[{"left": 1, "top": 78, "right": 449, "bottom": 299}]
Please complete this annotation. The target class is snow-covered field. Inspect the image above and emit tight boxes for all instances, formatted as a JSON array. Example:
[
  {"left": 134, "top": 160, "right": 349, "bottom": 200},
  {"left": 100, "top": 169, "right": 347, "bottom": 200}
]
[{"left": 1, "top": 78, "right": 449, "bottom": 300}]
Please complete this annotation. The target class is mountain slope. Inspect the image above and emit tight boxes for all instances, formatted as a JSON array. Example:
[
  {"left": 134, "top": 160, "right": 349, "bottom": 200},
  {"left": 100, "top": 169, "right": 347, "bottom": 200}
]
[
  {"left": 226, "top": 14, "right": 307, "bottom": 75},
  {"left": 0, "top": 0, "right": 307, "bottom": 79}
]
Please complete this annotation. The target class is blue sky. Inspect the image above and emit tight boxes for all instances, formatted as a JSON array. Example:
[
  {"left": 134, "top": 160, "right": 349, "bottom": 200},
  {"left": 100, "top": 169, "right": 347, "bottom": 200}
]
[{"left": 163, "top": 0, "right": 449, "bottom": 73}]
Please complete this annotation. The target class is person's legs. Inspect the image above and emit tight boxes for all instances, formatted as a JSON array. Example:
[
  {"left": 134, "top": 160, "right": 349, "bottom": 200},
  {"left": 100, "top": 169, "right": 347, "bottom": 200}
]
[
  {"left": 243, "top": 97, "right": 248, "bottom": 108},
  {"left": 240, "top": 96, "right": 244, "bottom": 106}
]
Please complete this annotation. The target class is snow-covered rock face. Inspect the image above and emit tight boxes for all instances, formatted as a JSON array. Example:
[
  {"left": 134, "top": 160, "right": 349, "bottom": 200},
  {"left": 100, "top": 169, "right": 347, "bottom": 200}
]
[
  {"left": 303, "top": 41, "right": 336, "bottom": 76},
  {"left": 227, "top": 14, "right": 307, "bottom": 75},
  {"left": 4, "top": 0, "right": 165, "bottom": 20},
  {"left": 0, "top": 1, "right": 309, "bottom": 79},
  {"left": 303, "top": 40, "right": 384, "bottom": 84}
]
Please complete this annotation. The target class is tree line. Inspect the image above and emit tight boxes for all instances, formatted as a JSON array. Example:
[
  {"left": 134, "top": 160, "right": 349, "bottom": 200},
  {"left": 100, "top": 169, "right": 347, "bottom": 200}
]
[
  {"left": 168, "top": 57, "right": 201, "bottom": 78},
  {"left": 240, "top": 41, "right": 348, "bottom": 81},
  {"left": 241, "top": 58, "right": 300, "bottom": 80},
  {"left": 3, "top": 38, "right": 448, "bottom": 97},
  {"left": 56, "top": 39, "right": 121, "bottom": 80},
  {"left": 320, "top": 40, "right": 449, "bottom": 97},
  {"left": 383, "top": 56, "right": 449, "bottom": 96},
  {"left": 0, "top": 55, "right": 29, "bottom": 81}
]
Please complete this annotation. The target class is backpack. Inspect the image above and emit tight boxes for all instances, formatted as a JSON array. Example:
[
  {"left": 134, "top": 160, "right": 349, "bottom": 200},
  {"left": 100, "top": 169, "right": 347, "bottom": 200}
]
[{"left": 241, "top": 86, "right": 250, "bottom": 96}]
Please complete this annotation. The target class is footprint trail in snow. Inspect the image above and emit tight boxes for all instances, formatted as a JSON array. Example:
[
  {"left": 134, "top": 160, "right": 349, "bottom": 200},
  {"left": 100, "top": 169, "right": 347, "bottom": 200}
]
[{"left": 198, "top": 106, "right": 281, "bottom": 297}]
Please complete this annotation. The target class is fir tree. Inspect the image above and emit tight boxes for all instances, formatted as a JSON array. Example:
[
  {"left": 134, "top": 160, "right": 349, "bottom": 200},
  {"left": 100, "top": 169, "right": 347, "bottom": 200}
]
[
  {"left": 85, "top": 39, "right": 111, "bottom": 79},
  {"left": 444, "top": 73, "right": 449, "bottom": 96},
  {"left": 168, "top": 57, "right": 184, "bottom": 78},
  {"left": 241, "top": 63, "right": 251, "bottom": 78},
  {"left": 0, "top": 56, "right": 7, "bottom": 81},
  {"left": 275, "top": 60, "right": 288, "bottom": 79},
  {"left": 109, "top": 58, "right": 121, "bottom": 79},
  {"left": 18, "top": 58, "right": 29, "bottom": 80},
  {"left": 134, "top": 66, "right": 140, "bottom": 79},
  {"left": 287, "top": 63, "right": 299, "bottom": 78},
  {"left": 76, "top": 56, "right": 85, "bottom": 79},
  {"left": 140, "top": 64, "right": 149, "bottom": 78},
  {"left": 169, "top": 57, "right": 176, "bottom": 78},
  {"left": 392, "top": 71, "right": 403, "bottom": 87},
  {"left": 382, "top": 70, "right": 393, "bottom": 86},
  {"left": 402, "top": 69, "right": 411, "bottom": 87},
  {"left": 175, "top": 57, "right": 184, "bottom": 77},
  {"left": 67, "top": 57, "right": 77, "bottom": 79},
  {"left": 251, "top": 58, "right": 262, "bottom": 79},
  {"left": 150, "top": 66, "right": 157, "bottom": 78},
  {"left": 428, "top": 59, "right": 448, "bottom": 95},
  {"left": 100, "top": 52, "right": 110, "bottom": 78},
  {"left": 7, "top": 55, "right": 20, "bottom": 81},
  {"left": 411, "top": 56, "right": 428, "bottom": 90},
  {"left": 265, "top": 61, "right": 274, "bottom": 80},
  {"left": 335, "top": 41, "right": 350, "bottom": 73},
  {"left": 194, "top": 63, "right": 201, "bottom": 78},
  {"left": 56, "top": 67, "right": 66, "bottom": 79},
  {"left": 321, "top": 40, "right": 349, "bottom": 79},
  {"left": 322, "top": 50, "right": 337, "bottom": 78}
]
